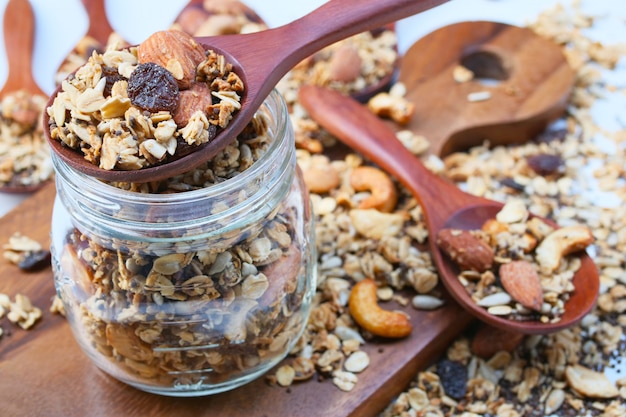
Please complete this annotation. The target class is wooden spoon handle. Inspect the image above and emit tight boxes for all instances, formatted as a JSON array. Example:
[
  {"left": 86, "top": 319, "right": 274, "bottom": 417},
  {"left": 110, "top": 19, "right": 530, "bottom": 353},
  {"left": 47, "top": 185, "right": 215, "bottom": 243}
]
[
  {"left": 199, "top": 0, "right": 448, "bottom": 95},
  {"left": 82, "top": 0, "right": 114, "bottom": 44},
  {"left": 298, "top": 85, "right": 488, "bottom": 229},
  {"left": 1, "top": 0, "right": 43, "bottom": 96}
]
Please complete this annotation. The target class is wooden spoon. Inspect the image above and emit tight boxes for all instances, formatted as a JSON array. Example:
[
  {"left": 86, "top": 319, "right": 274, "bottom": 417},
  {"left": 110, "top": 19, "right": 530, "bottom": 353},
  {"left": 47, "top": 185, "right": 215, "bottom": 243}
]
[
  {"left": 55, "top": 0, "right": 117, "bottom": 85},
  {"left": 0, "top": 0, "right": 49, "bottom": 193},
  {"left": 44, "top": 0, "right": 448, "bottom": 183},
  {"left": 298, "top": 84, "right": 599, "bottom": 335},
  {"left": 397, "top": 21, "right": 575, "bottom": 157}
]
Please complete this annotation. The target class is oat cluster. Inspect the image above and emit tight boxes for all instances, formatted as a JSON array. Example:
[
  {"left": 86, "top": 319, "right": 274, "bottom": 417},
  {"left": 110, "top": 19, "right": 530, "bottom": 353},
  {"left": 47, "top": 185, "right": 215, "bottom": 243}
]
[{"left": 0, "top": 90, "right": 52, "bottom": 188}]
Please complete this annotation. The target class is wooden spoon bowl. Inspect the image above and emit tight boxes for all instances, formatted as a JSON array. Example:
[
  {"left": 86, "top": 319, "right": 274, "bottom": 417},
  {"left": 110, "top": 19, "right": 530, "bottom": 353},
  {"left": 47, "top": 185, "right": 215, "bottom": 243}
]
[
  {"left": 0, "top": 0, "right": 50, "bottom": 193},
  {"left": 398, "top": 21, "right": 575, "bottom": 157},
  {"left": 44, "top": 0, "right": 448, "bottom": 184},
  {"left": 298, "top": 85, "right": 599, "bottom": 335}
]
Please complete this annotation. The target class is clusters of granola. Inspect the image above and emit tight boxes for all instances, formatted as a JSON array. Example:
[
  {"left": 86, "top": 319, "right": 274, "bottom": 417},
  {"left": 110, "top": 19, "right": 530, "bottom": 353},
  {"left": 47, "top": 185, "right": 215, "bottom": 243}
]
[
  {"left": 55, "top": 32, "right": 129, "bottom": 86},
  {"left": 265, "top": 2, "right": 626, "bottom": 414},
  {"left": 47, "top": 29, "right": 243, "bottom": 171},
  {"left": 380, "top": 3, "right": 626, "bottom": 416},
  {"left": 0, "top": 90, "right": 52, "bottom": 189}
]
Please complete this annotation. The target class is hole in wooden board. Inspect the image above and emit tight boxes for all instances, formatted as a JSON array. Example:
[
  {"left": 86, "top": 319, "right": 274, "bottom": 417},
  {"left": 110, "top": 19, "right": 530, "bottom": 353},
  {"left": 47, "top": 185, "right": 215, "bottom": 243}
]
[{"left": 460, "top": 50, "right": 509, "bottom": 87}]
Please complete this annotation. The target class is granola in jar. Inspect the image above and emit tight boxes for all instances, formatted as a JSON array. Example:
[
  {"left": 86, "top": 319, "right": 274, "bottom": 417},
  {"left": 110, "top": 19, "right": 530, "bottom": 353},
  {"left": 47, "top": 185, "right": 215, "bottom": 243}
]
[{"left": 50, "top": 90, "right": 315, "bottom": 396}]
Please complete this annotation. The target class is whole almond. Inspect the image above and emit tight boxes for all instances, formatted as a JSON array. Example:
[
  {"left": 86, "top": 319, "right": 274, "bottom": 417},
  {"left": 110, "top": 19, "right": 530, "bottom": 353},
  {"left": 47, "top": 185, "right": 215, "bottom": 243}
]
[
  {"left": 328, "top": 44, "right": 362, "bottom": 83},
  {"left": 499, "top": 260, "right": 543, "bottom": 311},
  {"left": 436, "top": 228, "right": 494, "bottom": 272},
  {"left": 137, "top": 30, "right": 206, "bottom": 89},
  {"left": 173, "top": 82, "right": 213, "bottom": 127}
]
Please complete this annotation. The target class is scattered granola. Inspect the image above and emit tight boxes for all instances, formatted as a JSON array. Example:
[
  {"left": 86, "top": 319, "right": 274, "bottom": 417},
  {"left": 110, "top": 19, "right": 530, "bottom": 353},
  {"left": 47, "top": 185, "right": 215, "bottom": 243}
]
[
  {"left": 381, "top": 2, "right": 626, "bottom": 415},
  {"left": 0, "top": 293, "right": 42, "bottom": 330},
  {"left": 0, "top": 90, "right": 52, "bottom": 189},
  {"left": 2, "top": 232, "right": 51, "bottom": 271},
  {"left": 47, "top": 29, "right": 244, "bottom": 171},
  {"left": 277, "top": 28, "right": 399, "bottom": 153}
]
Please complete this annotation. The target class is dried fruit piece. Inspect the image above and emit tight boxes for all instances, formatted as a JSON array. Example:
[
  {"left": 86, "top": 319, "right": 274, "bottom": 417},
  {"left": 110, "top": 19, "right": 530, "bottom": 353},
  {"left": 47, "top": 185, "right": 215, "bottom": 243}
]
[
  {"left": 499, "top": 260, "right": 543, "bottom": 311},
  {"left": 436, "top": 228, "right": 494, "bottom": 272},
  {"left": 526, "top": 153, "right": 564, "bottom": 176},
  {"left": 137, "top": 30, "right": 206, "bottom": 89},
  {"left": 101, "top": 65, "right": 127, "bottom": 96},
  {"left": 348, "top": 278, "right": 412, "bottom": 338},
  {"left": 127, "top": 63, "right": 180, "bottom": 113},
  {"left": 436, "top": 359, "right": 467, "bottom": 400}
]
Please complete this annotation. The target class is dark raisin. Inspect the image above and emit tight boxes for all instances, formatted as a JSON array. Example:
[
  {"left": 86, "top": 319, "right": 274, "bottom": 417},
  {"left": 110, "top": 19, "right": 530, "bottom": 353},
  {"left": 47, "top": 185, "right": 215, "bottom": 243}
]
[
  {"left": 500, "top": 177, "right": 525, "bottom": 192},
  {"left": 18, "top": 250, "right": 51, "bottom": 271},
  {"left": 534, "top": 128, "right": 567, "bottom": 144},
  {"left": 101, "top": 65, "right": 127, "bottom": 97},
  {"left": 127, "top": 63, "right": 180, "bottom": 113},
  {"left": 436, "top": 359, "right": 467, "bottom": 400},
  {"left": 526, "top": 153, "right": 564, "bottom": 176}
]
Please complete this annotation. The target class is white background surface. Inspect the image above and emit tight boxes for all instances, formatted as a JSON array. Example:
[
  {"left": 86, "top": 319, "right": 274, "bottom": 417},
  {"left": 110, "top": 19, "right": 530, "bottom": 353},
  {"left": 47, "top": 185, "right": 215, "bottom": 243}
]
[{"left": 0, "top": 0, "right": 624, "bottom": 218}]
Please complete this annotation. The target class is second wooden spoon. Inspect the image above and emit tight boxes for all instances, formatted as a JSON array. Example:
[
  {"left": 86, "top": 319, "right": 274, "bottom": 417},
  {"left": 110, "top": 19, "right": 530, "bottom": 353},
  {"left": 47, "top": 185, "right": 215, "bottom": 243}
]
[
  {"left": 0, "top": 0, "right": 51, "bottom": 193},
  {"left": 298, "top": 85, "right": 599, "bottom": 335},
  {"left": 44, "top": 0, "right": 448, "bottom": 183}
]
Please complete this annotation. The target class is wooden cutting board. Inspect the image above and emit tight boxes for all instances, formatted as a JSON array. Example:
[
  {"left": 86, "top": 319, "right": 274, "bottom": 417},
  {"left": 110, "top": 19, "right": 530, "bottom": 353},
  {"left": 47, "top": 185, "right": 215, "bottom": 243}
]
[{"left": 0, "top": 182, "right": 473, "bottom": 417}]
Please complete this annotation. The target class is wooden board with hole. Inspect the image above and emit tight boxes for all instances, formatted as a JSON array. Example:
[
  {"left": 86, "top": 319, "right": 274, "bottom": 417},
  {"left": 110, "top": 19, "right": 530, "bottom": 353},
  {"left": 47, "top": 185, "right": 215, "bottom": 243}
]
[{"left": 0, "top": 182, "right": 473, "bottom": 417}]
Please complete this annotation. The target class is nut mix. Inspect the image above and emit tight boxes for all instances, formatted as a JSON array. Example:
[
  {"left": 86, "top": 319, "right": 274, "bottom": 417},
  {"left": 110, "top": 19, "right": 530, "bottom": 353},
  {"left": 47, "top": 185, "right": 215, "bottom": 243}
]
[
  {"left": 436, "top": 199, "right": 594, "bottom": 323},
  {"left": 0, "top": 90, "right": 52, "bottom": 188},
  {"left": 47, "top": 29, "right": 244, "bottom": 171}
]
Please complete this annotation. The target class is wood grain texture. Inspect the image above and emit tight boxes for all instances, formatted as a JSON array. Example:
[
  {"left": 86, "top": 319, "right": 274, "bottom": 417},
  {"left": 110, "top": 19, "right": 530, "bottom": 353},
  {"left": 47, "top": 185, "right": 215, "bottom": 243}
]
[
  {"left": 398, "top": 21, "right": 574, "bottom": 157},
  {"left": 0, "top": 182, "right": 473, "bottom": 417},
  {"left": 0, "top": 0, "right": 45, "bottom": 97}
]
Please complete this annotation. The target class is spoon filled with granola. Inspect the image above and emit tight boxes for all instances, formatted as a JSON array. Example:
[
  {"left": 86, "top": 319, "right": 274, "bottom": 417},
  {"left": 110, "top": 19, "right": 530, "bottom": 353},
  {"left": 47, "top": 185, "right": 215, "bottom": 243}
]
[
  {"left": 298, "top": 85, "right": 599, "bottom": 335},
  {"left": 44, "top": 0, "right": 447, "bottom": 183},
  {"left": 0, "top": 0, "right": 52, "bottom": 193}
]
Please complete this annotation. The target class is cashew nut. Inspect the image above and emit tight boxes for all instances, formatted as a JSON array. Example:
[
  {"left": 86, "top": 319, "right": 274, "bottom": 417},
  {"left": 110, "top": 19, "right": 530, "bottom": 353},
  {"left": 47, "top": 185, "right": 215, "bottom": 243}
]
[
  {"left": 367, "top": 92, "right": 415, "bottom": 125},
  {"left": 535, "top": 225, "right": 594, "bottom": 272},
  {"left": 302, "top": 165, "right": 341, "bottom": 194},
  {"left": 348, "top": 278, "right": 412, "bottom": 338},
  {"left": 350, "top": 166, "right": 398, "bottom": 213}
]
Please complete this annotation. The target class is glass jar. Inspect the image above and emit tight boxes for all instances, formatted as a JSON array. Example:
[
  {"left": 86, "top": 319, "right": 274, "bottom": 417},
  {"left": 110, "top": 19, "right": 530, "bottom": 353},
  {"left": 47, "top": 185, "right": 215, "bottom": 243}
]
[{"left": 50, "top": 90, "right": 316, "bottom": 396}]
